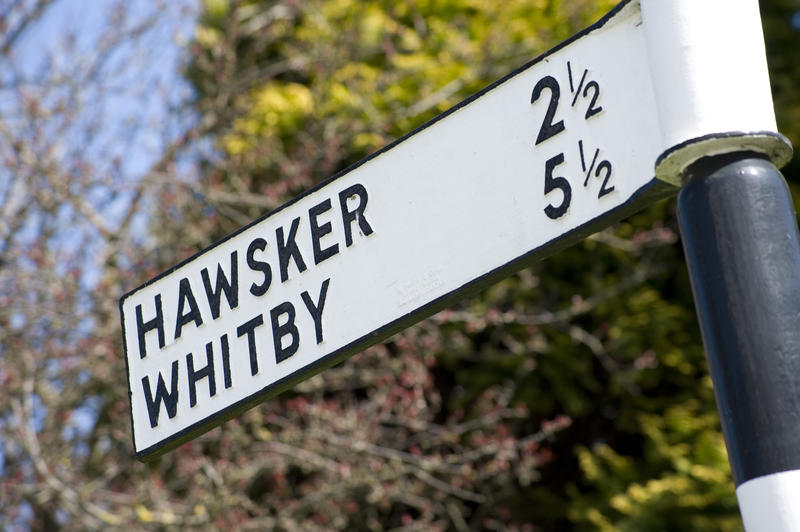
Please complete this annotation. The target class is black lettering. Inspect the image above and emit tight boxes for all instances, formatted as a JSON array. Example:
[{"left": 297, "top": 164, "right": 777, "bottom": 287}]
[
  {"left": 247, "top": 238, "right": 272, "bottom": 296},
  {"left": 237, "top": 315, "right": 265, "bottom": 376},
  {"left": 583, "top": 80, "right": 603, "bottom": 120},
  {"left": 531, "top": 75, "right": 565, "bottom": 145},
  {"left": 136, "top": 294, "right": 165, "bottom": 359},
  {"left": 309, "top": 199, "right": 339, "bottom": 265},
  {"left": 276, "top": 217, "right": 307, "bottom": 283},
  {"left": 142, "top": 360, "right": 179, "bottom": 428},
  {"left": 339, "top": 183, "right": 374, "bottom": 247},
  {"left": 221, "top": 334, "right": 232, "bottom": 389},
  {"left": 270, "top": 302, "right": 299, "bottom": 363},
  {"left": 174, "top": 278, "right": 203, "bottom": 340},
  {"left": 201, "top": 251, "right": 239, "bottom": 319},
  {"left": 543, "top": 152, "right": 571, "bottom": 219},
  {"left": 595, "top": 160, "right": 615, "bottom": 198},
  {"left": 186, "top": 344, "right": 217, "bottom": 408},
  {"left": 301, "top": 278, "right": 330, "bottom": 344}
]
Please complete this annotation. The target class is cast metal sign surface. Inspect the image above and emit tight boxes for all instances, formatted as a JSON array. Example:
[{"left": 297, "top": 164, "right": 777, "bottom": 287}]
[{"left": 121, "top": 1, "right": 669, "bottom": 460}]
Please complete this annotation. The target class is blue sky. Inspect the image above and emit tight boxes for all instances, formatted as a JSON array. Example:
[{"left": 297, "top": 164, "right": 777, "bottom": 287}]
[
  {"left": 1, "top": 0, "right": 200, "bottom": 275},
  {"left": 0, "top": 0, "right": 199, "bottom": 483}
]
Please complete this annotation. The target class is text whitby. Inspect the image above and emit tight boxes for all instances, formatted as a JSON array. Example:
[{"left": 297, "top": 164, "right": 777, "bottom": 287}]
[{"left": 130, "top": 183, "right": 374, "bottom": 429}]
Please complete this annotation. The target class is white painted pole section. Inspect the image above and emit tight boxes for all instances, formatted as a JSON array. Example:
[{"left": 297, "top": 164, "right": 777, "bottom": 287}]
[
  {"left": 737, "top": 470, "right": 800, "bottom": 532},
  {"left": 639, "top": 0, "right": 791, "bottom": 184}
]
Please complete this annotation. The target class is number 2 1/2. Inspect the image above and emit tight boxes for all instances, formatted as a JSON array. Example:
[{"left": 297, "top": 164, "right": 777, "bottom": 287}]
[{"left": 530, "top": 71, "right": 603, "bottom": 146}]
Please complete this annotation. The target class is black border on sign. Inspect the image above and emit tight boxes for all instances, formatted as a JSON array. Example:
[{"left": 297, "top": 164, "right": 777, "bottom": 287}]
[{"left": 120, "top": 0, "right": 672, "bottom": 462}]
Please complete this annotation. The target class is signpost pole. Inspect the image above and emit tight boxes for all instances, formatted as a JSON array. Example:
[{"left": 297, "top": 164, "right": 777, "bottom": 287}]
[{"left": 677, "top": 152, "right": 800, "bottom": 531}]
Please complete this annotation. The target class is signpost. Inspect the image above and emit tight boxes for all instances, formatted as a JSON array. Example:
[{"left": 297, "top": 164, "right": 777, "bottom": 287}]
[
  {"left": 121, "top": 0, "right": 799, "bottom": 529},
  {"left": 120, "top": 0, "right": 674, "bottom": 461}
]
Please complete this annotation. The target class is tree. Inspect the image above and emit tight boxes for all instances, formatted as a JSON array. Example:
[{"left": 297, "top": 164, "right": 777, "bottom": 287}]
[
  {"left": 171, "top": 0, "right": 800, "bottom": 529},
  {"left": 1, "top": 0, "right": 797, "bottom": 530},
  {"left": 0, "top": 0, "right": 205, "bottom": 528}
]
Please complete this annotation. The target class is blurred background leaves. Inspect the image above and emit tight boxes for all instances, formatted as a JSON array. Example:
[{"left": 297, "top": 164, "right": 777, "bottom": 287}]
[{"left": 1, "top": 0, "right": 797, "bottom": 529}]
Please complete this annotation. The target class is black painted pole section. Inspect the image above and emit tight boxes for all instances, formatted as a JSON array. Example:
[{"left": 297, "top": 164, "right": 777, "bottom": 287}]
[{"left": 677, "top": 152, "right": 800, "bottom": 529}]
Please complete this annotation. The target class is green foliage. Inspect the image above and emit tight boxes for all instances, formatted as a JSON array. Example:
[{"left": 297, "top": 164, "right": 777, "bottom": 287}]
[
  {"left": 427, "top": 197, "right": 745, "bottom": 529},
  {"left": 569, "top": 398, "right": 741, "bottom": 531},
  {"left": 762, "top": 0, "right": 800, "bottom": 202},
  {"left": 169, "top": 0, "right": 800, "bottom": 529},
  {"left": 763, "top": 0, "right": 800, "bottom": 147},
  {"left": 184, "top": 0, "right": 615, "bottom": 239},
  {"left": 2, "top": 0, "right": 797, "bottom": 529}
]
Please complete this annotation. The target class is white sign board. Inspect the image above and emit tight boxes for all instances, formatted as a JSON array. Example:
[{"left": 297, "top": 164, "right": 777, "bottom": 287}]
[{"left": 121, "top": 1, "right": 670, "bottom": 460}]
